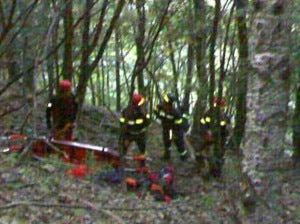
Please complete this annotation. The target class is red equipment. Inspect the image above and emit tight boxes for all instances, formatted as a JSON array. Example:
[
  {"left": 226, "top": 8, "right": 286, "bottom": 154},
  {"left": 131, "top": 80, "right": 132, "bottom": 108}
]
[
  {"left": 125, "top": 155, "right": 152, "bottom": 162},
  {"left": 67, "top": 165, "right": 90, "bottom": 178},
  {"left": 0, "top": 135, "right": 120, "bottom": 166},
  {"left": 51, "top": 139, "right": 119, "bottom": 164}
]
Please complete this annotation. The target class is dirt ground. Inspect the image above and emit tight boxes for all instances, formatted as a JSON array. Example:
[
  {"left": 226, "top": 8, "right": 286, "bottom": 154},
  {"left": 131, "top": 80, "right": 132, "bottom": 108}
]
[
  {"left": 0, "top": 102, "right": 238, "bottom": 224},
  {"left": 1, "top": 97, "right": 300, "bottom": 223}
]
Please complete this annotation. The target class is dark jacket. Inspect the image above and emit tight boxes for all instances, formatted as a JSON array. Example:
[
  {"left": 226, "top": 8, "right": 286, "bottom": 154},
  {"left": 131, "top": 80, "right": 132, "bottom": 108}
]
[
  {"left": 154, "top": 102, "right": 184, "bottom": 131},
  {"left": 119, "top": 104, "right": 151, "bottom": 135},
  {"left": 200, "top": 108, "right": 230, "bottom": 143},
  {"left": 46, "top": 94, "right": 78, "bottom": 129}
]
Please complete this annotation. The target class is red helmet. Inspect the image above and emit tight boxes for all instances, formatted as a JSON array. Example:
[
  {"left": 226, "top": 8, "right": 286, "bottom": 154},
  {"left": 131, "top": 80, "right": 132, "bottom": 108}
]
[
  {"left": 59, "top": 80, "right": 72, "bottom": 91},
  {"left": 214, "top": 97, "right": 226, "bottom": 107},
  {"left": 132, "top": 93, "right": 145, "bottom": 107}
]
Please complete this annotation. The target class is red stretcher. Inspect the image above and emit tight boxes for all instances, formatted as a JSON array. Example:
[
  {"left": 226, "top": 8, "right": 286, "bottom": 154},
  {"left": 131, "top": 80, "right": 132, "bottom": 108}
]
[{"left": 0, "top": 134, "right": 120, "bottom": 166}]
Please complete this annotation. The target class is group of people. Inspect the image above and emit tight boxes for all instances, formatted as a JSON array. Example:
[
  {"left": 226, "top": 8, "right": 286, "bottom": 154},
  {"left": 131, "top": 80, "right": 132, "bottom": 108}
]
[
  {"left": 46, "top": 79, "right": 231, "bottom": 178},
  {"left": 119, "top": 93, "right": 189, "bottom": 163},
  {"left": 118, "top": 92, "right": 231, "bottom": 177}
]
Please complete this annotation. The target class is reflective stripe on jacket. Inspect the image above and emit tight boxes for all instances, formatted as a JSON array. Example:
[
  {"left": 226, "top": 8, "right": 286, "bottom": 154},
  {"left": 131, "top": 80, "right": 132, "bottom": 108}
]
[{"left": 120, "top": 104, "right": 150, "bottom": 134}]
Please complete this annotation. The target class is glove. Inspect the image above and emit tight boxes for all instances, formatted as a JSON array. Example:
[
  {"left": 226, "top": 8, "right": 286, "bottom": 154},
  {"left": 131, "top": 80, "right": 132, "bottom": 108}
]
[
  {"left": 65, "top": 123, "right": 74, "bottom": 129},
  {"left": 204, "top": 131, "right": 214, "bottom": 143}
]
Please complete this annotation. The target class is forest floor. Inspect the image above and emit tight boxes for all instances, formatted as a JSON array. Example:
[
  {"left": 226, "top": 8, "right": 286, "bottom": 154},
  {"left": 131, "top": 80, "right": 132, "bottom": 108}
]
[{"left": 0, "top": 87, "right": 300, "bottom": 223}]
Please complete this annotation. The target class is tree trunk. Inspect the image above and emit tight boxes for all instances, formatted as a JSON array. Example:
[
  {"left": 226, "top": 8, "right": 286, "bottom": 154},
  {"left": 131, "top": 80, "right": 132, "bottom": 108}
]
[
  {"left": 89, "top": 76, "right": 96, "bottom": 105},
  {"left": 134, "top": 0, "right": 146, "bottom": 95},
  {"left": 77, "top": 0, "right": 92, "bottom": 113},
  {"left": 46, "top": 1, "right": 60, "bottom": 98},
  {"left": 223, "top": 1, "right": 249, "bottom": 222},
  {"left": 62, "top": 0, "right": 74, "bottom": 81},
  {"left": 0, "top": 0, "right": 17, "bottom": 46},
  {"left": 181, "top": 44, "right": 193, "bottom": 113},
  {"left": 231, "top": 0, "right": 249, "bottom": 149},
  {"left": 101, "top": 60, "right": 105, "bottom": 106},
  {"left": 106, "top": 55, "right": 110, "bottom": 109},
  {"left": 167, "top": 40, "right": 179, "bottom": 102},
  {"left": 293, "top": 83, "right": 300, "bottom": 158},
  {"left": 242, "top": 0, "right": 292, "bottom": 222},
  {"left": 188, "top": 0, "right": 207, "bottom": 150},
  {"left": 76, "top": 0, "right": 125, "bottom": 111},
  {"left": 115, "top": 28, "right": 121, "bottom": 112},
  {"left": 208, "top": 0, "right": 221, "bottom": 109}
]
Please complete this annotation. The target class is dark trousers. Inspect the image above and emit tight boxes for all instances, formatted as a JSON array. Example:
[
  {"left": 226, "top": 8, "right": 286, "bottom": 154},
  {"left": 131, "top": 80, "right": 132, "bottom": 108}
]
[
  {"left": 195, "top": 130, "right": 227, "bottom": 176},
  {"left": 120, "top": 132, "right": 146, "bottom": 156},
  {"left": 162, "top": 127, "right": 185, "bottom": 154}
]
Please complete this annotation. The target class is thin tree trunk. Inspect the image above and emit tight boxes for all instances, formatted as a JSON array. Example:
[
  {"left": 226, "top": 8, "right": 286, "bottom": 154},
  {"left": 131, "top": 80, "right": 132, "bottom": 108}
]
[
  {"left": 89, "top": 76, "right": 96, "bottom": 105},
  {"left": 106, "top": 54, "right": 110, "bottom": 109},
  {"left": 115, "top": 28, "right": 121, "bottom": 111},
  {"left": 101, "top": 59, "right": 105, "bottom": 106},
  {"left": 134, "top": 0, "right": 146, "bottom": 94},
  {"left": 223, "top": 2, "right": 249, "bottom": 222},
  {"left": 77, "top": 0, "right": 92, "bottom": 110},
  {"left": 208, "top": 0, "right": 221, "bottom": 109},
  {"left": 232, "top": 0, "right": 249, "bottom": 149},
  {"left": 62, "top": 0, "right": 73, "bottom": 80},
  {"left": 188, "top": 0, "right": 207, "bottom": 152},
  {"left": 46, "top": 0, "right": 60, "bottom": 98},
  {"left": 293, "top": 81, "right": 300, "bottom": 158},
  {"left": 96, "top": 65, "right": 101, "bottom": 106},
  {"left": 167, "top": 40, "right": 180, "bottom": 103},
  {"left": 182, "top": 44, "right": 193, "bottom": 113},
  {"left": 0, "top": 0, "right": 17, "bottom": 46},
  {"left": 213, "top": 1, "right": 233, "bottom": 171}
]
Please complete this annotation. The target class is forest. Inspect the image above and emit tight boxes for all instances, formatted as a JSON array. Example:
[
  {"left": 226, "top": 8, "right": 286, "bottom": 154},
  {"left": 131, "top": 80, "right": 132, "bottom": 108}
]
[{"left": 0, "top": 0, "right": 299, "bottom": 223}]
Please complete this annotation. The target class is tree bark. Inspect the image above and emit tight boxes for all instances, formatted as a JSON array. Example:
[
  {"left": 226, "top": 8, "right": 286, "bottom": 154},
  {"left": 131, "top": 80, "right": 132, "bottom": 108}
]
[
  {"left": 232, "top": 0, "right": 249, "bottom": 149},
  {"left": 181, "top": 44, "right": 193, "bottom": 113},
  {"left": 293, "top": 83, "right": 300, "bottom": 158},
  {"left": 0, "top": 0, "right": 17, "bottom": 46},
  {"left": 208, "top": 0, "right": 221, "bottom": 109},
  {"left": 242, "top": 0, "right": 292, "bottom": 222},
  {"left": 134, "top": 0, "right": 146, "bottom": 94},
  {"left": 223, "top": 1, "right": 250, "bottom": 222},
  {"left": 188, "top": 0, "right": 207, "bottom": 149},
  {"left": 115, "top": 28, "right": 121, "bottom": 112},
  {"left": 62, "top": 0, "right": 74, "bottom": 80}
]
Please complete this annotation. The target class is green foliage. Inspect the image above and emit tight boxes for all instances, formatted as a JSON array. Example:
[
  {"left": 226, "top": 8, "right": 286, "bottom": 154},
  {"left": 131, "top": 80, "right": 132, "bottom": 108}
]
[{"left": 201, "top": 194, "right": 216, "bottom": 208}]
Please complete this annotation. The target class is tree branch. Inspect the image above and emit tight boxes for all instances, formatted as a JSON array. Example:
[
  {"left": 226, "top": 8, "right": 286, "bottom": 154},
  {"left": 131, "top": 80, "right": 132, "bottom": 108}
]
[{"left": 0, "top": 200, "right": 168, "bottom": 213}]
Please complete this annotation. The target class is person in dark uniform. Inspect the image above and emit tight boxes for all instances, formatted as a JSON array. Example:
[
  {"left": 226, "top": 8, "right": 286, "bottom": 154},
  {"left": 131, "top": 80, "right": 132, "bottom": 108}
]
[
  {"left": 46, "top": 80, "right": 78, "bottom": 141},
  {"left": 154, "top": 93, "right": 188, "bottom": 161},
  {"left": 196, "top": 97, "right": 231, "bottom": 177},
  {"left": 119, "top": 93, "right": 151, "bottom": 165}
]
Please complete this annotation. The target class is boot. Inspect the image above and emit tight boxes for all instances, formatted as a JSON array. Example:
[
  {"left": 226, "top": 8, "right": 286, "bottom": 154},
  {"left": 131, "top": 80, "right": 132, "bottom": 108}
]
[
  {"left": 180, "top": 150, "right": 188, "bottom": 161},
  {"left": 180, "top": 153, "right": 187, "bottom": 161},
  {"left": 139, "top": 158, "right": 146, "bottom": 167},
  {"left": 209, "top": 168, "right": 221, "bottom": 178},
  {"left": 162, "top": 149, "right": 171, "bottom": 161}
]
